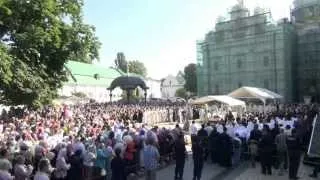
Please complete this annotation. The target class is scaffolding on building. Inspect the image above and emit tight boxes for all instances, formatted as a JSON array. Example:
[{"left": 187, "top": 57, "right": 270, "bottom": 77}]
[{"left": 197, "top": 4, "right": 295, "bottom": 101}]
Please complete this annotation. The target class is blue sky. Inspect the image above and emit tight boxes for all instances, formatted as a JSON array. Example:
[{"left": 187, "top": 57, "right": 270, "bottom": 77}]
[{"left": 83, "top": 0, "right": 293, "bottom": 79}]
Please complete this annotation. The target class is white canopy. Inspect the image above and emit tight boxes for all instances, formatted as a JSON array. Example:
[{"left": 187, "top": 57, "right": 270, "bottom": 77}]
[
  {"left": 192, "top": 95, "right": 246, "bottom": 107},
  {"left": 228, "top": 86, "right": 283, "bottom": 103}
]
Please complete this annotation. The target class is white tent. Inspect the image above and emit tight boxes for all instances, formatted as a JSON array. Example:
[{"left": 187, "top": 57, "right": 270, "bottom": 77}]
[
  {"left": 228, "top": 86, "right": 283, "bottom": 104},
  {"left": 192, "top": 95, "right": 246, "bottom": 107}
]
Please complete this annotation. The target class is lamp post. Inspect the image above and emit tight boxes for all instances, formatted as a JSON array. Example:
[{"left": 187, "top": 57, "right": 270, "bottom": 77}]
[
  {"left": 109, "top": 90, "right": 113, "bottom": 103},
  {"left": 144, "top": 91, "right": 147, "bottom": 105}
]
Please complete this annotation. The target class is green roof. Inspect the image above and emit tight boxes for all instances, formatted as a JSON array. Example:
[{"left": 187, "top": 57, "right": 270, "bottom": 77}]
[{"left": 64, "top": 61, "right": 123, "bottom": 87}]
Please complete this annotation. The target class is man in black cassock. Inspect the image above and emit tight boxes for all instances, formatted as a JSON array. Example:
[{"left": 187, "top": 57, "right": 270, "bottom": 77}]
[
  {"left": 209, "top": 127, "right": 219, "bottom": 163},
  {"left": 192, "top": 136, "right": 204, "bottom": 180},
  {"left": 218, "top": 126, "right": 233, "bottom": 167},
  {"left": 174, "top": 133, "right": 187, "bottom": 180}
]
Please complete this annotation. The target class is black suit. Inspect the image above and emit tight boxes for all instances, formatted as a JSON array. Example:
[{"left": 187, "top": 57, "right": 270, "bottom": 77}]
[
  {"left": 111, "top": 156, "right": 126, "bottom": 180},
  {"left": 174, "top": 139, "right": 186, "bottom": 179},
  {"left": 259, "top": 133, "right": 273, "bottom": 175},
  {"left": 218, "top": 132, "right": 233, "bottom": 167},
  {"left": 192, "top": 142, "right": 204, "bottom": 180},
  {"left": 287, "top": 135, "right": 301, "bottom": 179}
]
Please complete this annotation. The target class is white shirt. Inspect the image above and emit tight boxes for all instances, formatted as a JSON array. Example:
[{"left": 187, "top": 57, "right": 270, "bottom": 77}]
[{"left": 190, "top": 124, "right": 198, "bottom": 135}]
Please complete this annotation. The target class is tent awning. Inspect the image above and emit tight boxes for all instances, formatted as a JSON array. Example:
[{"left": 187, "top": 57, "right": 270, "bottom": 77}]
[
  {"left": 191, "top": 95, "right": 246, "bottom": 107},
  {"left": 228, "top": 86, "right": 283, "bottom": 103}
]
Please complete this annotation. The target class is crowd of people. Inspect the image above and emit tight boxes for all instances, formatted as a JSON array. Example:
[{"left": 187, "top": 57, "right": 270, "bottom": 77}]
[
  {"left": 0, "top": 102, "right": 319, "bottom": 180},
  {"left": 0, "top": 103, "right": 188, "bottom": 180},
  {"left": 186, "top": 104, "right": 319, "bottom": 180}
]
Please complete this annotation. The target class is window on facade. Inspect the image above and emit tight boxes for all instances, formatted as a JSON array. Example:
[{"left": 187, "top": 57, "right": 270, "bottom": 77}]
[
  {"left": 237, "top": 59, "right": 242, "bottom": 69},
  {"left": 215, "top": 84, "right": 219, "bottom": 94},
  {"left": 264, "top": 79, "right": 269, "bottom": 89},
  {"left": 263, "top": 56, "right": 269, "bottom": 67},
  {"left": 215, "top": 31, "right": 225, "bottom": 42},
  {"left": 255, "top": 24, "right": 265, "bottom": 34}
]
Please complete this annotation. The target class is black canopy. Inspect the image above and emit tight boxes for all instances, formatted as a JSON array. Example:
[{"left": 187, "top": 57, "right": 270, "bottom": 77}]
[{"left": 107, "top": 76, "right": 148, "bottom": 90}]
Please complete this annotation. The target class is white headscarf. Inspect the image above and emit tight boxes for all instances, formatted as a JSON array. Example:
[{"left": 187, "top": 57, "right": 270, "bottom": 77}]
[
  {"left": 0, "top": 159, "right": 12, "bottom": 171},
  {"left": 57, "top": 148, "right": 67, "bottom": 160}
]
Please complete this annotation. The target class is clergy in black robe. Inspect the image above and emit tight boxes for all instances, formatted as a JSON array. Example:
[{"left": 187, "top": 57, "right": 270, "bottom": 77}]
[
  {"left": 209, "top": 127, "right": 219, "bottom": 163},
  {"left": 218, "top": 127, "right": 233, "bottom": 167},
  {"left": 138, "top": 110, "right": 143, "bottom": 123},
  {"left": 192, "top": 136, "right": 204, "bottom": 180},
  {"left": 67, "top": 150, "right": 83, "bottom": 180},
  {"left": 259, "top": 126, "right": 273, "bottom": 175}
]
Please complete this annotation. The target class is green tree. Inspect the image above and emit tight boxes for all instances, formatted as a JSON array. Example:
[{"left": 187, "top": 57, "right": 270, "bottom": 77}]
[
  {"left": 114, "top": 52, "right": 128, "bottom": 73},
  {"left": 128, "top": 60, "right": 147, "bottom": 77},
  {"left": 175, "top": 88, "right": 187, "bottom": 99},
  {"left": 184, "top": 63, "right": 197, "bottom": 93},
  {"left": 0, "top": 0, "right": 100, "bottom": 107},
  {"left": 72, "top": 92, "right": 87, "bottom": 98}
]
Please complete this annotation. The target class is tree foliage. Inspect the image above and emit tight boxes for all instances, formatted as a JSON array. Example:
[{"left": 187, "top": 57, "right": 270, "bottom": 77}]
[
  {"left": 128, "top": 60, "right": 147, "bottom": 77},
  {"left": 72, "top": 91, "right": 87, "bottom": 98},
  {"left": 175, "top": 88, "right": 187, "bottom": 99},
  {"left": 0, "top": 0, "right": 100, "bottom": 107},
  {"left": 114, "top": 52, "right": 127, "bottom": 73},
  {"left": 184, "top": 63, "right": 197, "bottom": 93},
  {"left": 114, "top": 52, "right": 147, "bottom": 77}
]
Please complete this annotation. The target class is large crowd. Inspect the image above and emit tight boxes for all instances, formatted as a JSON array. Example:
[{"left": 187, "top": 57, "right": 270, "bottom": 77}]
[
  {"left": 0, "top": 102, "right": 319, "bottom": 180},
  {"left": 0, "top": 103, "right": 189, "bottom": 180},
  {"left": 188, "top": 104, "right": 319, "bottom": 180}
]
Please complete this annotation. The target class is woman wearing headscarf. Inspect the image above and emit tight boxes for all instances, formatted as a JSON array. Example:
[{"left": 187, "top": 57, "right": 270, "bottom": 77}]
[
  {"left": 54, "top": 148, "right": 70, "bottom": 180},
  {"left": 95, "top": 143, "right": 111, "bottom": 180},
  {"left": 83, "top": 144, "right": 96, "bottom": 180},
  {"left": 123, "top": 135, "right": 136, "bottom": 175},
  {"left": 14, "top": 155, "right": 33, "bottom": 180},
  {"left": 0, "top": 157, "right": 13, "bottom": 180},
  {"left": 34, "top": 158, "right": 52, "bottom": 180}
]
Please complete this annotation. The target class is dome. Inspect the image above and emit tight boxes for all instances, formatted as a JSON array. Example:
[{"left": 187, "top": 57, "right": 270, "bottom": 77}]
[
  {"left": 231, "top": 4, "right": 244, "bottom": 12},
  {"left": 254, "top": 6, "right": 266, "bottom": 15},
  {"left": 216, "top": 16, "right": 226, "bottom": 23},
  {"left": 108, "top": 76, "right": 148, "bottom": 90},
  {"left": 230, "top": 2, "right": 249, "bottom": 20}
]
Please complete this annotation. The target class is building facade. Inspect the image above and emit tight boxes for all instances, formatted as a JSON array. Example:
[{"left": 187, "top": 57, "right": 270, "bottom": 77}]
[
  {"left": 59, "top": 61, "right": 162, "bottom": 102},
  {"left": 59, "top": 61, "right": 123, "bottom": 102},
  {"left": 161, "top": 72, "right": 185, "bottom": 98},
  {"left": 145, "top": 78, "right": 162, "bottom": 98},
  {"left": 292, "top": 0, "right": 320, "bottom": 102},
  {"left": 197, "top": 3, "right": 296, "bottom": 102}
]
